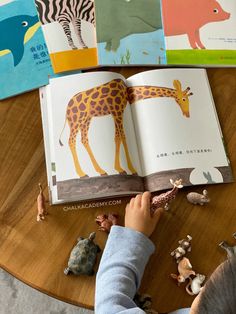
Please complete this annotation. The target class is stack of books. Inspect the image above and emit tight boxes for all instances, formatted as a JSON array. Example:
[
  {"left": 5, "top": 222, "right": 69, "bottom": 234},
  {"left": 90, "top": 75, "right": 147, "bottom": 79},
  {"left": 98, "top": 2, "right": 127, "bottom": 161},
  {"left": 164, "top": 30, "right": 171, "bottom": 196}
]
[{"left": 0, "top": 0, "right": 234, "bottom": 203}]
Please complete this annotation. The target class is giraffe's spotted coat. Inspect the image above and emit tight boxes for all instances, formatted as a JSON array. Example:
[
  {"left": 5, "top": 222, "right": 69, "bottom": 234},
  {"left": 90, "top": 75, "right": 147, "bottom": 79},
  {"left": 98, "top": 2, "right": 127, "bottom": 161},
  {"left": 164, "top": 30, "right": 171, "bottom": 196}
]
[{"left": 61, "top": 79, "right": 191, "bottom": 177}]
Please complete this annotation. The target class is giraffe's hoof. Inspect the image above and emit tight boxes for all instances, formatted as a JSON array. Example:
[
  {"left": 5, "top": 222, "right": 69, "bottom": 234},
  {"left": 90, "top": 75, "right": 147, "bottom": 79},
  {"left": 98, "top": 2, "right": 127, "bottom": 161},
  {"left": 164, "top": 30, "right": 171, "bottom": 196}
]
[
  {"left": 131, "top": 172, "right": 138, "bottom": 176},
  {"left": 119, "top": 171, "right": 127, "bottom": 175},
  {"left": 101, "top": 172, "right": 108, "bottom": 176},
  {"left": 80, "top": 174, "right": 89, "bottom": 179}
]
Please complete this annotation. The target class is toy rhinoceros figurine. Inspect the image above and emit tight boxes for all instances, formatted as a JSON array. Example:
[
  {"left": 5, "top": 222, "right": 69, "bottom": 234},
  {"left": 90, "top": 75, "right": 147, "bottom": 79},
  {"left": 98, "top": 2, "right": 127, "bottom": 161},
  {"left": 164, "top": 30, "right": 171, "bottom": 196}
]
[
  {"left": 186, "top": 190, "right": 210, "bottom": 205},
  {"left": 64, "top": 232, "right": 101, "bottom": 276}
]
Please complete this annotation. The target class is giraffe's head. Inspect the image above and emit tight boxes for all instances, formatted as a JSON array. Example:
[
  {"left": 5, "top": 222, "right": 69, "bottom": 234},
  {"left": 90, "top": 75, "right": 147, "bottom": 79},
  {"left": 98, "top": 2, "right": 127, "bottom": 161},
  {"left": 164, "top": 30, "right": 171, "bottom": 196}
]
[{"left": 173, "top": 80, "right": 193, "bottom": 118}]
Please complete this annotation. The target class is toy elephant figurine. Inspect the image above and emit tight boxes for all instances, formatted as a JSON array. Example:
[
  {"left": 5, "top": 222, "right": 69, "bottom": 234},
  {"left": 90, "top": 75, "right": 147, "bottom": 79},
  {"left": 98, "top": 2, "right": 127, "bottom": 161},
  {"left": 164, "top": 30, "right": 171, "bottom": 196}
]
[{"left": 219, "top": 232, "right": 236, "bottom": 259}]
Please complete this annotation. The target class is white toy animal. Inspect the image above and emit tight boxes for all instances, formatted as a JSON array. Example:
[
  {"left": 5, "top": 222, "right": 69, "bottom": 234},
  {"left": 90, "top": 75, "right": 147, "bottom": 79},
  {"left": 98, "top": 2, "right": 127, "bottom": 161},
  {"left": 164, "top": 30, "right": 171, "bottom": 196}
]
[
  {"left": 187, "top": 190, "right": 210, "bottom": 205},
  {"left": 186, "top": 274, "right": 206, "bottom": 295}
]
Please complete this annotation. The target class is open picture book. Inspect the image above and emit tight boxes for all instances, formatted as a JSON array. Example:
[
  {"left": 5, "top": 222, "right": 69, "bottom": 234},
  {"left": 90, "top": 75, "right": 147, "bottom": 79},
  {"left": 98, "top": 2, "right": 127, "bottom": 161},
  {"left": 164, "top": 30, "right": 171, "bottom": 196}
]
[
  {"left": 34, "top": 0, "right": 236, "bottom": 74},
  {"left": 40, "top": 68, "right": 233, "bottom": 204}
]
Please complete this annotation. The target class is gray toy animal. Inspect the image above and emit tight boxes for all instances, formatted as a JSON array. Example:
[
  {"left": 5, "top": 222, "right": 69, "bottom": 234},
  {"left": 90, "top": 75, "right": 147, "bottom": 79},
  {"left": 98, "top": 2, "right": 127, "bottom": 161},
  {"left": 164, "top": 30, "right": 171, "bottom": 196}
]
[
  {"left": 219, "top": 232, "right": 236, "bottom": 259},
  {"left": 64, "top": 232, "right": 101, "bottom": 276},
  {"left": 187, "top": 190, "right": 210, "bottom": 205}
]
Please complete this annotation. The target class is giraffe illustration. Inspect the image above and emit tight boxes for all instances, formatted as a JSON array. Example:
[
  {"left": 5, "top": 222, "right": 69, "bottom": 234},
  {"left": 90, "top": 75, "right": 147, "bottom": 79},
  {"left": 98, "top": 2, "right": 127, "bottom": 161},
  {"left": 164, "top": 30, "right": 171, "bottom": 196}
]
[
  {"left": 127, "top": 80, "right": 193, "bottom": 117},
  {"left": 151, "top": 178, "right": 183, "bottom": 211},
  {"left": 59, "top": 79, "right": 193, "bottom": 178}
]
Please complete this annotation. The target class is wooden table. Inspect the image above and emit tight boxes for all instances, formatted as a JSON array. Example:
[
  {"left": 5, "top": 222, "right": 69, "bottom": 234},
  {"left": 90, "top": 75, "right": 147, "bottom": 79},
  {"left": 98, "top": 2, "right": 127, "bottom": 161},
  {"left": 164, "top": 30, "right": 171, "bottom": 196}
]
[{"left": 0, "top": 68, "right": 235, "bottom": 313}]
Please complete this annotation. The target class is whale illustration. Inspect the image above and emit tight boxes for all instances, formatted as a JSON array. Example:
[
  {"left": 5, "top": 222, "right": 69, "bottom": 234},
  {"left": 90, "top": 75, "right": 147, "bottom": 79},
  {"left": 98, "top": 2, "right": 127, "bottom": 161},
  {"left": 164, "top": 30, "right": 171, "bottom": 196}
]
[{"left": 0, "top": 15, "right": 39, "bottom": 66}]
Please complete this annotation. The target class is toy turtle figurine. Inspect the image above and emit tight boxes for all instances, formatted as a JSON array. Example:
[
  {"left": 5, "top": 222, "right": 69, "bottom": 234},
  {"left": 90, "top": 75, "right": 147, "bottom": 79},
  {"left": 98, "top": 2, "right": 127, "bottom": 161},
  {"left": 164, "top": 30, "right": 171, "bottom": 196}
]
[{"left": 64, "top": 232, "right": 101, "bottom": 276}]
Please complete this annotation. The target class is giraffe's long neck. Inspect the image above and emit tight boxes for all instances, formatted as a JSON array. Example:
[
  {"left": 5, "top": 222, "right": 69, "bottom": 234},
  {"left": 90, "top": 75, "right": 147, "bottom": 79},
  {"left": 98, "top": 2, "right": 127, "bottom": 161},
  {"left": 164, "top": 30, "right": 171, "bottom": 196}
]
[
  {"left": 127, "top": 86, "right": 176, "bottom": 104},
  {"left": 166, "top": 186, "right": 179, "bottom": 200}
]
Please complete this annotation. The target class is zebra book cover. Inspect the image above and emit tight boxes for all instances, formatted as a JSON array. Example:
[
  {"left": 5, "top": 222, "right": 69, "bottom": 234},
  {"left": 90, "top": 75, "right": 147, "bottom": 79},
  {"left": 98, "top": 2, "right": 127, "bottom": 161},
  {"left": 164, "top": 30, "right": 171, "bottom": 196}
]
[
  {"left": 0, "top": 0, "right": 53, "bottom": 100},
  {"left": 39, "top": 69, "right": 232, "bottom": 204},
  {"left": 35, "top": 0, "right": 98, "bottom": 73}
]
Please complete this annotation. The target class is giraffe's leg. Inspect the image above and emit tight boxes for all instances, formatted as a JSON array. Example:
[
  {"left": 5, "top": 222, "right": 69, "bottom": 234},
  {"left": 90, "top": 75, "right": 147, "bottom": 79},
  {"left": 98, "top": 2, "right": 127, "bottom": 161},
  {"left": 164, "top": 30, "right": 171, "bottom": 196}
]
[
  {"left": 114, "top": 121, "right": 126, "bottom": 174},
  {"left": 68, "top": 132, "right": 87, "bottom": 178},
  {"left": 59, "top": 19, "right": 77, "bottom": 50},
  {"left": 81, "top": 122, "right": 107, "bottom": 176},
  {"left": 119, "top": 124, "right": 137, "bottom": 175},
  {"left": 72, "top": 18, "right": 88, "bottom": 48}
]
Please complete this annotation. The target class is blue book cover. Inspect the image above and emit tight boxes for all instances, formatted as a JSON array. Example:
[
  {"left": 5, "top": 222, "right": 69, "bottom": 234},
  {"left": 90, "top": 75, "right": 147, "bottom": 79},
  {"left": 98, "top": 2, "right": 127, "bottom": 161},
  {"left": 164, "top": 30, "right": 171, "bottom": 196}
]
[
  {"left": 0, "top": 0, "right": 53, "bottom": 100},
  {"left": 95, "top": 0, "right": 166, "bottom": 65}
]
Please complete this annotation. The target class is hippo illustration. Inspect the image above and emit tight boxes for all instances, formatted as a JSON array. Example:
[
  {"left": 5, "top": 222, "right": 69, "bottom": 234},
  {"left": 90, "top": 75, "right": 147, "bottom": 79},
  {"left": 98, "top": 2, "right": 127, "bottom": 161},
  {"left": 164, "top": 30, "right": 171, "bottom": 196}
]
[
  {"left": 95, "top": 0, "right": 163, "bottom": 51},
  {"left": 162, "top": 0, "right": 230, "bottom": 49},
  {"left": 0, "top": 15, "right": 39, "bottom": 66}
]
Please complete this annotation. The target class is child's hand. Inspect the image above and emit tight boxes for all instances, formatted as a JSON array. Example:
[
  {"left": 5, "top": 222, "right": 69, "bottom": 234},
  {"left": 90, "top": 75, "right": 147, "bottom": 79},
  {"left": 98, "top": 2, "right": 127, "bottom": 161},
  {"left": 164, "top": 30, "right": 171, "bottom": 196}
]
[{"left": 125, "top": 191, "right": 163, "bottom": 237}]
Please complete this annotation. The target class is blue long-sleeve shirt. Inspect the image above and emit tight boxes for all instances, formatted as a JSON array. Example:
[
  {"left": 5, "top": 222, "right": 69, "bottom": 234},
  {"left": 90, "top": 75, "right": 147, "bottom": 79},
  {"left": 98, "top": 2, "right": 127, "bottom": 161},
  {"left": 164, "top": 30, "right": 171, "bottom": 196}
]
[{"left": 95, "top": 226, "right": 190, "bottom": 314}]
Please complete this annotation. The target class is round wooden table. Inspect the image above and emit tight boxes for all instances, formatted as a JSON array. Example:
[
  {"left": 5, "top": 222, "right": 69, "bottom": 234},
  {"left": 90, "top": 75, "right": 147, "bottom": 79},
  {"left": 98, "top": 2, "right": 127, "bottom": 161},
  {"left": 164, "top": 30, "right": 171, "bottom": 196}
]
[{"left": 0, "top": 68, "right": 236, "bottom": 313}]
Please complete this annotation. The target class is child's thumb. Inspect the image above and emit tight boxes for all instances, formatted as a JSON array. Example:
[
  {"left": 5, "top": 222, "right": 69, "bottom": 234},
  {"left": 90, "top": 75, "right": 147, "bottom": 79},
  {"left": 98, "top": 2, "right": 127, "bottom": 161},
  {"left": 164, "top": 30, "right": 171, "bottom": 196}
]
[{"left": 153, "top": 207, "right": 164, "bottom": 223}]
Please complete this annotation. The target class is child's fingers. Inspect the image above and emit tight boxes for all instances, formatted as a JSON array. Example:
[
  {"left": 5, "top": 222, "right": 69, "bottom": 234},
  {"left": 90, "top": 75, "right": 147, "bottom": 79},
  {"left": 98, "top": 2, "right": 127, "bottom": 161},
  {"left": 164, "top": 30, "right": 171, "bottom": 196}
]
[
  {"left": 134, "top": 193, "right": 142, "bottom": 208},
  {"left": 129, "top": 197, "right": 135, "bottom": 209},
  {"left": 141, "top": 191, "right": 151, "bottom": 210}
]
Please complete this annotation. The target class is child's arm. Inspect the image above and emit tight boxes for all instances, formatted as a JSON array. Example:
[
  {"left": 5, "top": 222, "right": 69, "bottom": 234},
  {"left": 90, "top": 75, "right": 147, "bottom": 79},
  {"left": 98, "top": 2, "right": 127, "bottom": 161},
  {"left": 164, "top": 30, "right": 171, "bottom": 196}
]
[{"left": 95, "top": 192, "right": 163, "bottom": 314}]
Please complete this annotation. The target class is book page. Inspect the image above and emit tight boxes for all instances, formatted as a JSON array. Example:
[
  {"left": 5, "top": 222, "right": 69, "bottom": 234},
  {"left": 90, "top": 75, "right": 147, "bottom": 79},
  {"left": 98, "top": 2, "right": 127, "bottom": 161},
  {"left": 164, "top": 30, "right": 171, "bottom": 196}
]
[
  {"left": 95, "top": 0, "right": 166, "bottom": 66},
  {"left": 35, "top": 0, "right": 98, "bottom": 73},
  {"left": 127, "top": 68, "right": 232, "bottom": 191},
  {"left": 162, "top": 0, "right": 236, "bottom": 65},
  {"left": 45, "top": 71, "right": 143, "bottom": 203}
]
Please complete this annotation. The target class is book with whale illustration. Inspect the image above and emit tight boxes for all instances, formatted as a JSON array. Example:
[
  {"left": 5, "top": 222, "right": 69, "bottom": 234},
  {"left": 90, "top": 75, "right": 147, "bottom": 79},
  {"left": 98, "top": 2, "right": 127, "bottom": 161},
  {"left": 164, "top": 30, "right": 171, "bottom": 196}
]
[
  {"left": 35, "top": 0, "right": 236, "bottom": 73},
  {"left": 39, "top": 68, "right": 233, "bottom": 204},
  {"left": 0, "top": 0, "right": 53, "bottom": 100}
]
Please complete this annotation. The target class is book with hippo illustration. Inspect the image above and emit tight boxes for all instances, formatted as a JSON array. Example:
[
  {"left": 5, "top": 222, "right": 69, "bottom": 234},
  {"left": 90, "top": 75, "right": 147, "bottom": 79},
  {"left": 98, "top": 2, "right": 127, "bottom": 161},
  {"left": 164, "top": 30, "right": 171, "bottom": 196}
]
[
  {"left": 0, "top": 0, "right": 53, "bottom": 100},
  {"left": 39, "top": 68, "right": 233, "bottom": 204}
]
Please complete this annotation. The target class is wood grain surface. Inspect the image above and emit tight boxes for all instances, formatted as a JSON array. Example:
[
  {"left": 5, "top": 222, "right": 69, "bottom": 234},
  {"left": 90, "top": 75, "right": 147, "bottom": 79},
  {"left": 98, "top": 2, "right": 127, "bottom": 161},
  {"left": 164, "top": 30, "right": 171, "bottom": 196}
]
[{"left": 0, "top": 68, "right": 236, "bottom": 313}]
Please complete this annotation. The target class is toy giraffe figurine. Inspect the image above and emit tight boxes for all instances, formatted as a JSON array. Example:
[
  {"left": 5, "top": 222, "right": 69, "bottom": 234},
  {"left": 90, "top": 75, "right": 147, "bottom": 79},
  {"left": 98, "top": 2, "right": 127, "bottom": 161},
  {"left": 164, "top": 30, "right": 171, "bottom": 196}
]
[
  {"left": 59, "top": 79, "right": 193, "bottom": 178},
  {"left": 151, "top": 179, "right": 183, "bottom": 211}
]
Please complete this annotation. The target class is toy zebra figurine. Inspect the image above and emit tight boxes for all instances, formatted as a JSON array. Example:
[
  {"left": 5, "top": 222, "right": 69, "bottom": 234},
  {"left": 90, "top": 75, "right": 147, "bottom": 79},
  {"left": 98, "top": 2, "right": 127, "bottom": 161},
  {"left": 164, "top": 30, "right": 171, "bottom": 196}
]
[
  {"left": 35, "top": 0, "right": 95, "bottom": 49},
  {"left": 151, "top": 179, "right": 183, "bottom": 211}
]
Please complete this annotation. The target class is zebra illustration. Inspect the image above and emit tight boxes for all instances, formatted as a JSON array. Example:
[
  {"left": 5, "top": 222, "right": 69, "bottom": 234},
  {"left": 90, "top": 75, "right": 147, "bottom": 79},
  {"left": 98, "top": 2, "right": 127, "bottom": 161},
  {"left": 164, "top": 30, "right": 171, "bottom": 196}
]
[{"left": 35, "top": 0, "right": 95, "bottom": 50}]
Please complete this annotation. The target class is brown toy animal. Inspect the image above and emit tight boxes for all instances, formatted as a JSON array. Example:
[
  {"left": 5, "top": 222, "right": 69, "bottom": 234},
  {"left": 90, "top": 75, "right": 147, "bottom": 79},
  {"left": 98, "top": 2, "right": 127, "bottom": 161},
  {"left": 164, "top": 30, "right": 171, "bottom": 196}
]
[
  {"left": 37, "top": 183, "right": 48, "bottom": 222},
  {"left": 95, "top": 213, "right": 119, "bottom": 233},
  {"left": 171, "top": 257, "right": 196, "bottom": 285},
  {"left": 171, "top": 235, "right": 192, "bottom": 263}
]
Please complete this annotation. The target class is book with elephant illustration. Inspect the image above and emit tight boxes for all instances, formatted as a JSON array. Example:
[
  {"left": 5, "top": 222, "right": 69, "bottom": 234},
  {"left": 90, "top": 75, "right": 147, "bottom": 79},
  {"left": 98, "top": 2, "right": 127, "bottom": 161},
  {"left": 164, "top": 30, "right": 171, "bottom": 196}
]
[
  {"left": 39, "top": 68, "right": 233, "bottom": 204},
  {"left": 0, "top": 0, "right": 53, "bottom": 100}
]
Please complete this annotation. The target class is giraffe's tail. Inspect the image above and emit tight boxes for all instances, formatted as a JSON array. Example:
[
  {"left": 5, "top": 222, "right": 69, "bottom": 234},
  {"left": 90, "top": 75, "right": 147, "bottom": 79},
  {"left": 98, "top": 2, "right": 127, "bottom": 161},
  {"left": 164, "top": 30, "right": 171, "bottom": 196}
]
[{"left": 59, "top": 117, "right": 67, "bottom": 147}]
